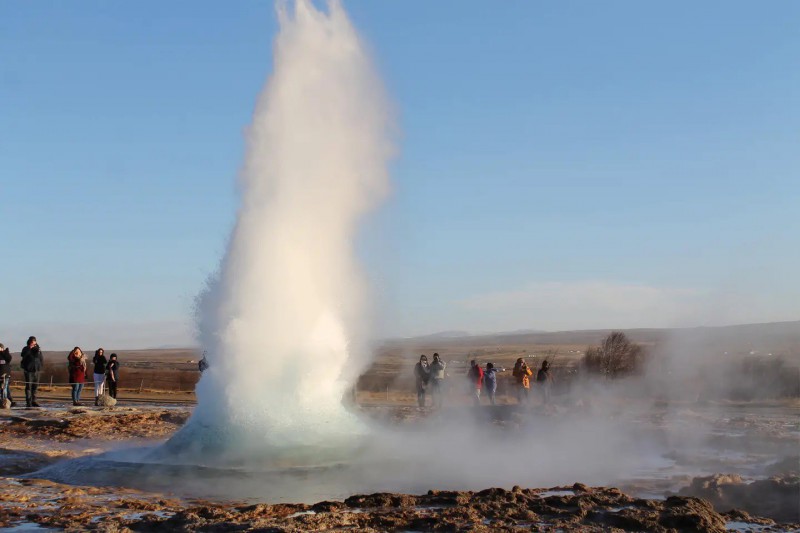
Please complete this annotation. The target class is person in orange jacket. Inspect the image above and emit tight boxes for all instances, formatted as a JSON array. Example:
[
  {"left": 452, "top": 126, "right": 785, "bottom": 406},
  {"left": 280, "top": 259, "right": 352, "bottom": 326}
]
[{"left": 512, "top": 357, "right": 533, "bottom": 405}]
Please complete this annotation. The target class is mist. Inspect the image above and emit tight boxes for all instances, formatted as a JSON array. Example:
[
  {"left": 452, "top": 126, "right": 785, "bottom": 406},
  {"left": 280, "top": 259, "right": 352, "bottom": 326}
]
[{"left": 168, "top": 0, "right": 393, "bottom": 457}]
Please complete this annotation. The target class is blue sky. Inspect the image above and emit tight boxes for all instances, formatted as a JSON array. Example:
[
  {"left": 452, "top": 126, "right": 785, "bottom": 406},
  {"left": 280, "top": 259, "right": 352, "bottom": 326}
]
[{"left": 1, "top": 1, "right": 798, "bottom": 348}]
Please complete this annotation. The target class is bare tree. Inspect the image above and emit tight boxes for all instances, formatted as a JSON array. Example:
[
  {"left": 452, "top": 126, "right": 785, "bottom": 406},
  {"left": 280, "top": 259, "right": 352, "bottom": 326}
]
[{"left": 583, "top": 331, "right": 644, "bottom": 378}]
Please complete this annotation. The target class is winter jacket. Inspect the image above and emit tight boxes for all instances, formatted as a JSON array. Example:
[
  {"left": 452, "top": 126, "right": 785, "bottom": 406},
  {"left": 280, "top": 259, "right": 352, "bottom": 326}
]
[
  {"left": 93, "top": 353, "right": 107, "bottom": 375},
  {"left": 21, "top": 345, "right": 44, "bottom": 373},
  {"left": 512, "top": 364, "right": 533, "bottom": 389},
  {"left": 484, "top": 367, "right": 498, "bottom": 392},
  {"left": 68, "top": 353, "right": 87, "bottom": 384},
  {"left": 106, "top": 359, "right": 119, "bottom": 382},
  {"left": 429, "top": 360, "right": 446, "bottom": 380},
  {"left": 468, "top": 365, "right": 484, "bottom": 389},
  {"left": 414, "top": 362, "right": 429, "bottom": 388},
  {"left": 537, "top": 368, "right": 551, "bottom": 383},
  {"left": 0, "top": 348, "right": 11, "bottom": 377}
]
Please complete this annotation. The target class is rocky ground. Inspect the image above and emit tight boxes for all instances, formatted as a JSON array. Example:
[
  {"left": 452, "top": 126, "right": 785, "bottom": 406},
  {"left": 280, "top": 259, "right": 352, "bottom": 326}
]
[
  {"left": 1, "top": 477, "right": 795, "bottom": 532},
  {"left": 0, "top": 404, "right": 797, "bottom": 531}
]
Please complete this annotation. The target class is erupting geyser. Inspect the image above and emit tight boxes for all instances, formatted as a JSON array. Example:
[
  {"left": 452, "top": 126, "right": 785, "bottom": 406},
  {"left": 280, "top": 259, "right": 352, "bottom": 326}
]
[{"left": 167, "top": 0, "right": 393, "bottom": 461}]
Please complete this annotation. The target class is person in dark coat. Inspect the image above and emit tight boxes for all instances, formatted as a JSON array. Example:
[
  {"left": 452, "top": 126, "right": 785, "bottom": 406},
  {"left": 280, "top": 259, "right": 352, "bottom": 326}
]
[
  {"left": 537, "top": 360, "right": 554, "bottom": 405},
  {"left": 20, "top": 336, "right": 43, "bottom": 407},
  {"left": 92, "top": 348, "right": 107, "bottom": 406},
  {"left": 413, "top": 355, "right": 430, "bottom": 408},
  {"left": 106, "top": 353, "right": 119, "bottom": 400}
]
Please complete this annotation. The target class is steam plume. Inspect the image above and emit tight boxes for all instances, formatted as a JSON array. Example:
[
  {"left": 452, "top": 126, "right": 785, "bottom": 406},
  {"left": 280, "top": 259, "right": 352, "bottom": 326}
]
[{"left": 174, "top": 0, "right": 392, "bottom": 457}]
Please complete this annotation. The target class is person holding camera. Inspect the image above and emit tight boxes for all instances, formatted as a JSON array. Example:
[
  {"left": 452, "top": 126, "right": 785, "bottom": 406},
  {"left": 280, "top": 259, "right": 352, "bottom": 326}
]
[
  {"left": 429, "top": 353, "right": 447, "bottom": 408},
  {"left": 21, "top": 336, "right": 44, "bottom": 407},
  {"left": 512, "top": 357, "right": 533, "bottom": 405},
  {"left": 67, "top": 346, "right": 88, "bottom": 406}
]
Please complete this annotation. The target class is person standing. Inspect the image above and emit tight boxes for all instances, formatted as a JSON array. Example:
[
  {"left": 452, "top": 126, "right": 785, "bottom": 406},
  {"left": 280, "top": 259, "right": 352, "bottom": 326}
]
[
  {"left": 92, "top": 348, "right": 107, "bottom": 406},
  {"left": 106, "top": 353, "right": 119, "bottom": 400},
  {"left": 0, "top": 343, "right": 12, "bottom": 407},
  {"left": 413, "top": 354, "right": 430, "bottom": 408},
  {"left": 512, "top": 357, "right": 533, "bottom": 405},
  {"left": 467, "top": 360, "right": 484, "bottom": 406},
  {"left": 21, "top": 336, "right": 43, "bottom": 407},
  {"left": 429, "top": 353, "right": 447, "bottom": 408},
  {"left": 537, "top": 360, "right": 554, "bottom": 405},
  {"left": 483, "top": 362, "right": 500, "bottom": 406},
  {"left": 67, "top": 347, "right": 87, "bottom": 406}
]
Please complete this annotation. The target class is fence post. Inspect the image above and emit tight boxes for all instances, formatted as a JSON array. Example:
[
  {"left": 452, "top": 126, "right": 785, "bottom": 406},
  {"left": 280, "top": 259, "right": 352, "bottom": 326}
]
[
  {"left": 385, "top": 384, "right": 389, "bottom": 403},
  {"left": 50, "top": 376, "right": 53, "bottom": 388},
  {"left": 139, "top": 380, "right": 144, "bottom": 394}
]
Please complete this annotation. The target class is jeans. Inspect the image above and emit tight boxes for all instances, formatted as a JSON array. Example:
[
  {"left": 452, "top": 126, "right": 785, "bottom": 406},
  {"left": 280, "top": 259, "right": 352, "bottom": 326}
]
[
  {"left": 93, "top": 373, "right": 105, "bottom": 397},
  {"left": 0, "top": 375, "right": 9, "bottom": 401},
  {"left": 487, "top": 387, "right": 497, "bottom": 406},
  {"left": 24, "top": 371, "right": 40, "bottom": 405},
  {"left": 71, "top": 383, "right": 84, "bottom": 403},
  {"left": 416, "top": 385, "right": 426, "bottom": 408},
  {"left": 430, "top": 379, "right": 444, "bottom": 408}
]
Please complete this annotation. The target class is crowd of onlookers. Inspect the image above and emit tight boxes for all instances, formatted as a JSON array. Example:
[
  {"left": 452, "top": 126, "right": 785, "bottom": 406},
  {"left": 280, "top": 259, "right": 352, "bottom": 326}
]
[
  {"left": 414, "top": 354, "right": 554, "bottom": 408},
  {"left": 0, "top": 336, "right": 120, "bottom": 409}
]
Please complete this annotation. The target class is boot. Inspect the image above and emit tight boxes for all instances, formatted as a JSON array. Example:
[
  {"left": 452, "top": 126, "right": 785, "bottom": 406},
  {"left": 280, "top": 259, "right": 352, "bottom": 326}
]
[
  {"left": 94, "top": 396, "right": 99, "bottom": 406},
  {"left": 31, "top": 400, "right": 41, "bottom": 407}
]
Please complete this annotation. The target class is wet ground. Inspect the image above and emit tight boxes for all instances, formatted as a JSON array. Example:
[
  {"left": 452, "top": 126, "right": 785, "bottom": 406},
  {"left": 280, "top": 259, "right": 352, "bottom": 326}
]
[{"left": 0, "top": 401, "right": 797, "bottom": 531}]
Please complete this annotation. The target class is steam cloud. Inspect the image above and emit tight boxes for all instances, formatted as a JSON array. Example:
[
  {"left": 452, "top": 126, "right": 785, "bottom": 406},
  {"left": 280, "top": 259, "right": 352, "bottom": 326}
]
[{"left": 175, "top": 0, "right": 393, "bottom": 457}]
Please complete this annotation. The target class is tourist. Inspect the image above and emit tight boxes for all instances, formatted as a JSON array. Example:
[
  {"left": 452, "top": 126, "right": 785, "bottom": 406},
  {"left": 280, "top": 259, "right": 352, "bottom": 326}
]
[
  {"left": 413, "top": 354, "right": 430, "bottom": 408},
  {"left": 467, "top": 359, "right": 484, "bottom": 405},
  {"left": 483, "top": 362, "right": 500, "bottom": 406},
  {"left": 429, "top": 353, "right": 446, "bottom": 408},
  {"left": 198, "top": 354, "right": 209, "bottom": 373},
  {"left": 537, "top": 360, "right": 554, "bottom": 405},
  {"left": 21, "top": 336, "right": 44, "bottom": 407},
  {"left": 512, "top": 357, "right": 532, "bottom": 405},
  {"left": 106, "top": 353, "right": 119, "bottom": 400},
  {"left": 67, "top": 346, "right": 87, "bottom": 406},
  {"left": 92, "top": 348, "right": 107, "bottom": 406},
  {"left": 0, "top": 343, "right": 11, "bottom": 407}
]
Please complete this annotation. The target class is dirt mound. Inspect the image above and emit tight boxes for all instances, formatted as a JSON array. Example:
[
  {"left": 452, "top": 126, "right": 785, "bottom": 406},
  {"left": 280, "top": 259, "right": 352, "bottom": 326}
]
[
  {"left": 678, "top": 473, "right": 800, "bottom": 523},
  {"left": 2, "top": 409, "right": 190, "bottom": 441}
]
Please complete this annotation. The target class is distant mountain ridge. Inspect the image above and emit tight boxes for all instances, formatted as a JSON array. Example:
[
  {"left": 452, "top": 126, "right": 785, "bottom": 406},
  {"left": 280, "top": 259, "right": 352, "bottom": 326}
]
[{"left": 388, "top": 321, "right": 800, "bottom": 355}]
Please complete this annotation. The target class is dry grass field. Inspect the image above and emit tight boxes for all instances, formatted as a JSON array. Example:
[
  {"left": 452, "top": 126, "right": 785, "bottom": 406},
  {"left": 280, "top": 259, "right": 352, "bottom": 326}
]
[{"left": 5, "top": 321, "right": 798, "bottom": 403}]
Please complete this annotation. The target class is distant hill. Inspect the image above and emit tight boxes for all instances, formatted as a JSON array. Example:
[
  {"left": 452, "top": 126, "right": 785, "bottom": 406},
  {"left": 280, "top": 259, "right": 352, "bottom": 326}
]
[{"left": 386, "top": 321, "right": 800, "bottom": 360}]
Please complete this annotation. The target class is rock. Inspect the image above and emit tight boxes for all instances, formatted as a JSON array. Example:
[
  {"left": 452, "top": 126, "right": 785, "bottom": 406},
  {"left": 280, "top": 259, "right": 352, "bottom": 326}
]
[
  {"left": 679, "top": 474, "right": 800, "bottom": 523},
  {"left": 660, "top": 496, "right": 727, "bottom": 532},
  {"left": 98, "top": 395, "right": 117, "bottom": 407},
  {"left": 0, "top": 399, "right": 10, "bottom": 410},
  {"left": 573, "top": 482, "right": 591, "bottom": 493}
]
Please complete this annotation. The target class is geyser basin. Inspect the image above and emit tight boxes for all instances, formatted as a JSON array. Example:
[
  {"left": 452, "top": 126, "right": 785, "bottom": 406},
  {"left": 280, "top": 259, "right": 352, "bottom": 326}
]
[{"left": 29, "top": 403, "right": 799, "bottom": 503}]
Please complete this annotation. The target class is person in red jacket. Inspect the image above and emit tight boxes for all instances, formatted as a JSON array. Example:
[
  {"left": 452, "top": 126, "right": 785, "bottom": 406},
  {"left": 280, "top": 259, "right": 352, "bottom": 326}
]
[
  {"left": 67, "top": 347, "right": 88, "bottom": 406},
  {"left": 467, "top": 359, "right": 484, "bottom": 406}
]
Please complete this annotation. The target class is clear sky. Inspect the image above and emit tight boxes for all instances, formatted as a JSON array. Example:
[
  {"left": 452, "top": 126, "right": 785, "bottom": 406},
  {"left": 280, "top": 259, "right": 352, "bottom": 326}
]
[{"left": 2, "top": 1, "right": 798, "bottom": 349}]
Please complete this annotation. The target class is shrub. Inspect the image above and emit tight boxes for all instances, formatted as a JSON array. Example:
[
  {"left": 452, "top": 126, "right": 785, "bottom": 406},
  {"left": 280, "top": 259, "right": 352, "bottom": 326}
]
[{"left": 583, "top": 331, "right": 645, "bottom": 378}]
